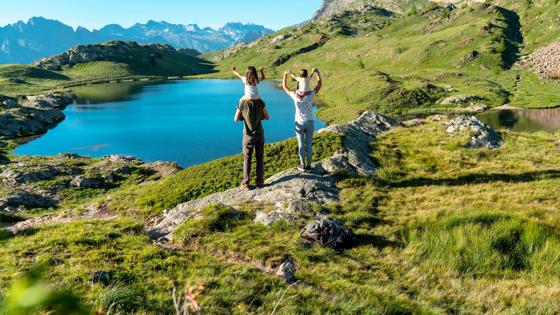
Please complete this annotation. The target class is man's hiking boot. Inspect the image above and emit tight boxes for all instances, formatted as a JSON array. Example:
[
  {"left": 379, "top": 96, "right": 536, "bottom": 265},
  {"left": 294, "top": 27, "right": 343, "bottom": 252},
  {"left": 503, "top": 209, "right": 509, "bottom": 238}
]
[
  {"left": 304, "top": 165, "right": 312, "bottom": 171},
  {"left": 298, "top": 165, "right": 306, "bottom": 172},
  {"left": 256, "top": 182, "right": 265, "bottom": 189}
]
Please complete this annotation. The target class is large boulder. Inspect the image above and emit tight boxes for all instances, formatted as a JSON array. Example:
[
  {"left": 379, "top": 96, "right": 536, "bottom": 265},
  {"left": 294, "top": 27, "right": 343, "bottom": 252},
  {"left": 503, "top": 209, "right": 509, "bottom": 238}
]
[
  {"left": 70, "top": 176, "right": 105, "bottom": 189},
  {"left": 320, "top": 112, "right": 396, "bottom": 176},
  {"left": 445, "top": 115, "right": 504, "bottom": 149},
  {"left": 0, "top": 191, "right": 57, "bottom": 210},
  {"left": 0, "top": 94, "right": 73, "bottom": 138}
]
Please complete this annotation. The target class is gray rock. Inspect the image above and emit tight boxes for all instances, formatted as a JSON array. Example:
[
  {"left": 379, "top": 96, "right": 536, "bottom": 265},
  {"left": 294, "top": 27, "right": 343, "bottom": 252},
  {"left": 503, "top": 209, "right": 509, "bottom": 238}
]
[
  {"left": 56, "top": 153, "right": 81, "bottom": 160},
  {"left": 463, "top": 104, "right": 489, "bottom": 113},
  {"left": 270, "top": 34, "right": 291, "bottom": 44},
  {"left": 254, "top": 210, "right": 299, "bottom": 226},
  {"left": 0, "top": 104, "right": 65, "bottom": 138},
  {"left": 91, "top": 270, "right": 111, "bottom": 285},
  {"left": 104, "top": 154, "right": 140, "bottom": 164},
  {"left": 276, "top": 256, "right": 297, "bottom": 283},
  {"left": 445, "top": 115, "right": 504, "bottom": 149},
  {"left": 148, "top": 161, "right": 183, "bottom": 177},
  {"left": 437, "top": 94, "right": 482, "bottom": 106},
  {"left": 0, "top": 191, "right": 57, "bottom": 210},
  {"left": 149, "top": 167, "right": 341, "bottom": 240},
  {"left": 301, "top": 218, "right": 354, "bottom": 250},
  {"left": 320, "top": 112, "right": 396, "bottom": 176},
  {"left": 0, "top": 164, "right": 81, "bottom": 186},
  {"left": 400, "top": 118, "right": 424, "bottom": 127},
  {"left": 71, "top": 176, "right": 104, "bottom": 189},
  {"left": 2, "top": 167, "right": 56, "bottom": 186}
]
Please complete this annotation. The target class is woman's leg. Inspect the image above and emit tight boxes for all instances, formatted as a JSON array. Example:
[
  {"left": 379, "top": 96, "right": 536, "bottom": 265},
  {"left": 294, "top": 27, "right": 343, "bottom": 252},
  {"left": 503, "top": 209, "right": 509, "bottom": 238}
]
[
  {"left": 295, "top": 122, "right": 306, "bottom": 167},
  {"left": 305, "top": 120, "right": 314, "bottom": 167}
]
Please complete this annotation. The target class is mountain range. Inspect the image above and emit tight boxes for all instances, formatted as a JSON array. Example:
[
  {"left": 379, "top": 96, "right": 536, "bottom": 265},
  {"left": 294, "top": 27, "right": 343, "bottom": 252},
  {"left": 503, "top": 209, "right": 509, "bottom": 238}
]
[{"left": 0, "top": 17, "right": 274, "bottom": 64}]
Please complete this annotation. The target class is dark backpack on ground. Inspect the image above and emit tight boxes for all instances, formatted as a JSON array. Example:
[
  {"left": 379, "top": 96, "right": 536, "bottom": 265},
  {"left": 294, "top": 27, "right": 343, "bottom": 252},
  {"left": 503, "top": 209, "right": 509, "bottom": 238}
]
[{"left": 301, "top": 218, "right": 354, "bottom": 250}]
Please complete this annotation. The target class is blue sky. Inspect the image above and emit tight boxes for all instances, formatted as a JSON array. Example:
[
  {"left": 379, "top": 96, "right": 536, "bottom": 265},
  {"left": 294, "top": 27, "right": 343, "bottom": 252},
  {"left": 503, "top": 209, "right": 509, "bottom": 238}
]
[{"left": 0, "top": 0, "right": 322, "bottom": 30}]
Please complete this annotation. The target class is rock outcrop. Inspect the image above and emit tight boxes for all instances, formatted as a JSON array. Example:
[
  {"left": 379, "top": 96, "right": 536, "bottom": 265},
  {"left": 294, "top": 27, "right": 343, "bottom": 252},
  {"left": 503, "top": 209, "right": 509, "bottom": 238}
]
[
  {"left": 437, "top": 94, "right": 482, "bottom": 105},
  {"left": 33, "top": 41, "right": 194, "bottom": 71},
  {"left": 445, "top": 115, "right": 504, "bottom": 149},
  {"left": 320, "top": 112, "right": 396, "bottom": 176},
  {"left": 0, "top": 93, "right": 74, "bottom": 139},
  {"left": 148, "top": 112, "right": 396, "bottom": 241},
  {"left": 0, "top": 154, "right": 174, "bottom": 213}
]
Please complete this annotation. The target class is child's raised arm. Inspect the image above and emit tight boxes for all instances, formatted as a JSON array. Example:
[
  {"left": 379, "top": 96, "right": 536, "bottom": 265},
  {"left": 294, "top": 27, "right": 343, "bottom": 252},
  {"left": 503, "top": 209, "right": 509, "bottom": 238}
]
[
  {"left": 232, "top": 66, "right": 243, "bottom": 80},
  {"left": 289, "top": 72, "right": 297, "bottom": 80}
]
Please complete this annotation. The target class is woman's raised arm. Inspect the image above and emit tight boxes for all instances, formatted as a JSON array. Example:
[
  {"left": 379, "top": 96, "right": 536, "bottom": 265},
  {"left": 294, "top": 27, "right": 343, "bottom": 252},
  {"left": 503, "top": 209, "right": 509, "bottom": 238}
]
[{"left": 313, "top": 69, "right": 323, "bottom": 94}]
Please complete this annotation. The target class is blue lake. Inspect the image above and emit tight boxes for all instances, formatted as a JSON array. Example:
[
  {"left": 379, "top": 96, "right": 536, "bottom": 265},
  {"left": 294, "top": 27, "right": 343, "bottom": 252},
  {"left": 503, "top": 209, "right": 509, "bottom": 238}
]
[{"left": 15, "top": 79, "right": 325, "bottom": 167}]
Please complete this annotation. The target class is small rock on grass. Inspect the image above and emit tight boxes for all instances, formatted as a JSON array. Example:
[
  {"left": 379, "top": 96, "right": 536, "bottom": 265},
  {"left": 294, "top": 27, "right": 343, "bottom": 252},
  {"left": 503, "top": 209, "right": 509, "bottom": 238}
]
[
  {"left": 71, "top": 176, "right": 105, "bottom": 189},
  {"left": 91, "top": 270, "right": 111, "bottom": 286},
  {"left": 445, "top": 115, "right": 503, "bottom": 149},
  {"left": 276, "top": 256, "right": 297, "bottom": 283}
]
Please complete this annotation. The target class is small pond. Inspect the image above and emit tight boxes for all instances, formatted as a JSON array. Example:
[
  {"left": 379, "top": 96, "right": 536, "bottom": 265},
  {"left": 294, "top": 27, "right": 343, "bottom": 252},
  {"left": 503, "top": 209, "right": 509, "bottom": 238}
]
[{"left": 478, "top": 107, "right": 560, "bottom": 133}]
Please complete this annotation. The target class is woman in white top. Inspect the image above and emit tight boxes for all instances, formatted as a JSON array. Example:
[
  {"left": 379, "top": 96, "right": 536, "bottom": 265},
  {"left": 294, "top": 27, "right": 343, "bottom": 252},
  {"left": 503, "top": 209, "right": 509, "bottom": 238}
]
[
  {"left": 282, "top": 68, "right": 322, "bottom": 171},
  {"left": 232, "top": 65, "right": 266, "bottom": 101}
]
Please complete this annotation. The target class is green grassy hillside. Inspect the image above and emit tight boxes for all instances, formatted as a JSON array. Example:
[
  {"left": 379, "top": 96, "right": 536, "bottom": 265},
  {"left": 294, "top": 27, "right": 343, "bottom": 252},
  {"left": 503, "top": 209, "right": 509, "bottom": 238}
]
[
  {"left": 2, "top": 118, "right": 560, "bottom": 314},
  {"left": 205, "top": 2, "right": 560, "bottom": 124}
]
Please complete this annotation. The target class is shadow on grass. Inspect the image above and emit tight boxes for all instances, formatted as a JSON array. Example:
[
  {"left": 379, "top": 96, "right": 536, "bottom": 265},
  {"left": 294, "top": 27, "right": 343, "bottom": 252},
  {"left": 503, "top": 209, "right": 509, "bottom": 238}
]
[
  {"left": 351, "top": 234, "right": 402, "bottom": 250},
  {"left": 383, "top": 169, "right": 560, "bottom": 188}
]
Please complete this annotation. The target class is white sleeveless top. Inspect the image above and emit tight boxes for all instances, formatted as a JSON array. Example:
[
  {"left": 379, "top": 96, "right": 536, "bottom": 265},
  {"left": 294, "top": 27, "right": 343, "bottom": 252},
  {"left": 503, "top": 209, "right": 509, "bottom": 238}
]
[
  {"left": 295, "top": 77, "right": 312, "bottom": 92},
  {"left": 242, "top": 77, "right": 260, "bottom": 99}
]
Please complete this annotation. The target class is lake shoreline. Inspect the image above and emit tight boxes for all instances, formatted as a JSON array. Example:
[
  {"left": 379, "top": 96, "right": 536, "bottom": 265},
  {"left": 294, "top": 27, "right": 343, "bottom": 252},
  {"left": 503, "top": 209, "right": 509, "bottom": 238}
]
[{"left": 10, "top": 79, "right": 326, "bottom": 168}]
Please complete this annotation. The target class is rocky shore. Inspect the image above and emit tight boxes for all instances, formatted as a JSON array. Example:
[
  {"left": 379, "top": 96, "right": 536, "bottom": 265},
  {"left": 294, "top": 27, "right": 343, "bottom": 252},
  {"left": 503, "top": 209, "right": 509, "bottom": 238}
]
[
  {"left": 0, "top": 153, "right": 182, "bottom": 214},
  {"left": 0, "top": 93, "right": 74, "bottom": 139}
]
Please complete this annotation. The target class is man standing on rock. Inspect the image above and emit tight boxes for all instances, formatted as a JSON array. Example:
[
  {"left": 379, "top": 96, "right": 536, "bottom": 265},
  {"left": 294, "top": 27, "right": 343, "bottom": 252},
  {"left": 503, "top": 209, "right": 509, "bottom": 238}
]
[{"left": 234, "top": 74, "right": 270, "bottom": 190}]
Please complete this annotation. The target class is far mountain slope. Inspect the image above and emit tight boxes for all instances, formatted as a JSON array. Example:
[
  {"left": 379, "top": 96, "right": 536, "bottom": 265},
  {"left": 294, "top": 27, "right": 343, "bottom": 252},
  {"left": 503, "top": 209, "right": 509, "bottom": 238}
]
[{"left": 209, "top": 1, "right": 560, "bottom": 124}]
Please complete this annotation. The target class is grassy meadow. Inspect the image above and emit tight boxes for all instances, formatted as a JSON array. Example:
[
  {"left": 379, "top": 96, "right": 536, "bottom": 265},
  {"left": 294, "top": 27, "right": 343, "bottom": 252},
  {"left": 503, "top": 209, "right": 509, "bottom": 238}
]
[
  {"left": 2, "top": 118, "right": 560, "bottom": 314},
  {"left": 2, "top": 0, "right": 560, "bottom": 313}
]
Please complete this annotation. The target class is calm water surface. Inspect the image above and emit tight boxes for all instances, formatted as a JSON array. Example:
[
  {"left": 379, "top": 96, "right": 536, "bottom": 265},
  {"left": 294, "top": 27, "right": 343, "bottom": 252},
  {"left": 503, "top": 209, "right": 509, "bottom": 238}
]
[
  {"left": 15, "top": 80, "right": 325, "bottom": 166},
  {"left": 478, "top": 107, "right": 560, "bottom": 133}
]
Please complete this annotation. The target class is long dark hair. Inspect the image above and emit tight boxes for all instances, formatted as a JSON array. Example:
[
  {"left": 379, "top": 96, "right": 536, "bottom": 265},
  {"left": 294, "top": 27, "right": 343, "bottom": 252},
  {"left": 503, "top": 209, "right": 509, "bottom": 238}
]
[{"left": 246, "top": 66, "right": 259, "bottom": 86}]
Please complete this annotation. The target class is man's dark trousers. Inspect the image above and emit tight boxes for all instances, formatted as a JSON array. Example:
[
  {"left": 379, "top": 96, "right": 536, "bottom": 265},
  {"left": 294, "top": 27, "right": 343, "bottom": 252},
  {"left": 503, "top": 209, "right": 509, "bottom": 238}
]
[
  {"left": 238, "top": 99, "right": 266, "bottom": 186},
  {"left": 242, "top": 134, "right": 264, "bottom": 186}
]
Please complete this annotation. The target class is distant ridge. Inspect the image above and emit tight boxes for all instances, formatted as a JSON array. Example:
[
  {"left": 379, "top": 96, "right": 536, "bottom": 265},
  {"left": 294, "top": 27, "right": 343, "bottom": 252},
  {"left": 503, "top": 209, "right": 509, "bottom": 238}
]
[{"left": 0, "top": 17, "right": 274, "bottom": 64}]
